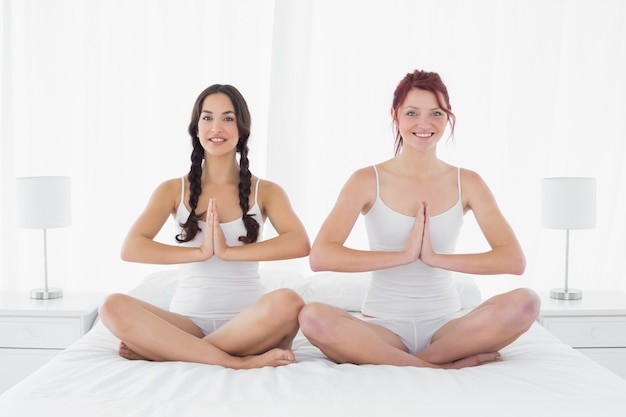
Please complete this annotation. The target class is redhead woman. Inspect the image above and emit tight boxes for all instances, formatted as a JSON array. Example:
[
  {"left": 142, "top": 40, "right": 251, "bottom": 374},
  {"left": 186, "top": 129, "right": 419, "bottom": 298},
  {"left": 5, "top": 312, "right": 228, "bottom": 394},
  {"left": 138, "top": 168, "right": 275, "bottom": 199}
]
[{"left": 298, "top": 70, "right": 540, "bottom": 369}]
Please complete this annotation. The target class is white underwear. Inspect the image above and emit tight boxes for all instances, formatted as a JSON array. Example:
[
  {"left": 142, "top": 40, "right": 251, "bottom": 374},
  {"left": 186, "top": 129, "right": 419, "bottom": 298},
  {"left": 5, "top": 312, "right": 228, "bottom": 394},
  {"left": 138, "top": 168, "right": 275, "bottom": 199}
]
[
  {"left": 363, "top": 310, "right": 465, "bottom": 354},
  {"left": 188, "top": 317, "right": 232, "bottom": 336}
]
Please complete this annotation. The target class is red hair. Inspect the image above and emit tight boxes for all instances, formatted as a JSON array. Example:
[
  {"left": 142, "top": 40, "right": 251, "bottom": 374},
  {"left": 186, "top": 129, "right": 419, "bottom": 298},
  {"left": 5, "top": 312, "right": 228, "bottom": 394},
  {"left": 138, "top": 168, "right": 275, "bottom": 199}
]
[{"left": 391, "top": 70, "right": 456, "bottom": 155}]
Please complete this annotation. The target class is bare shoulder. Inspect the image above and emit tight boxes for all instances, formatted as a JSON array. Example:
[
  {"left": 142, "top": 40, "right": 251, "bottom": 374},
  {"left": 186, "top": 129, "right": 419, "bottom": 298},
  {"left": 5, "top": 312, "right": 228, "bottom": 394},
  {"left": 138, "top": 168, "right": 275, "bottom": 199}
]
[
  {"left": 149, "top": 177, "right": 184, "bottom": 210},
  {"left": 339, "top": 166, "right": 377, "bottom": 198},
  {"left": 255, "top": 177, "right": 291, "bottom": 212},
  {"left": 257, "top": 177, "right": 287, "bottom": 198},
  {"left": 155, "top": 177, "right": 183, "bottom": 197},
  {"left": 350, "top": 165, "right": 377, "bottom": 183},
  {"left": 337, "top": 166, "right": 378, "bottom": 213},
  {"left": 460, "top": 168, "right": 486, "bottom": 188},
  {"left": 160, "top": 177, "right": 183, "bottom": 189},
  {"left": 460, "top": 168, "right": 497, "bottom": 209}
]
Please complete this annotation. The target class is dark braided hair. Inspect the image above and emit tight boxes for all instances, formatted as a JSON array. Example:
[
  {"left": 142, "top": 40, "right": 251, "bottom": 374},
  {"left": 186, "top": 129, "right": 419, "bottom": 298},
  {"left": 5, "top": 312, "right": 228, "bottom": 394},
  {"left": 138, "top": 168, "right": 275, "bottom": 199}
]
[{"left": 176, "top": 84, "right": 259, "bottom": 244}]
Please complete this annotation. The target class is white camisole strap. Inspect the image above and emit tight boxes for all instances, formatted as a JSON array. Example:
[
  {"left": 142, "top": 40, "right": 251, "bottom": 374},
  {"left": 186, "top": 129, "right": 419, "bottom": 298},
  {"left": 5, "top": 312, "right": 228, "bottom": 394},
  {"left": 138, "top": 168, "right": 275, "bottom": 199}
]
[
  {"left": 180, "top": 176, "right": 185, "bottom": 205},
  {"left": 372, "top": 165, "right": 461, "bottom": 201},
  {"left": 373, "top": 165, "right": 380, "bottom": 198}
]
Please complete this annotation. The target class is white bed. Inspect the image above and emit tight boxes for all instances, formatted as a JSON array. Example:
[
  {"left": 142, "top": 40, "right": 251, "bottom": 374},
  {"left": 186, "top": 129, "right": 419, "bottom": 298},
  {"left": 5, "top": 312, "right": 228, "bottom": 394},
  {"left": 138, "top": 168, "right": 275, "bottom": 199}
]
[{"left": 1, "top": 269, "right": 625, "bottom": 417}]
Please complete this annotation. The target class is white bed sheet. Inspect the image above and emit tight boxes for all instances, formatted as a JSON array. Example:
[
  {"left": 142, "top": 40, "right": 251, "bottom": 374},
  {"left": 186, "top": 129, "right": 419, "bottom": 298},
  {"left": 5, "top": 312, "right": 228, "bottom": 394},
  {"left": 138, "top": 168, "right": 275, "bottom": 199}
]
[{"left": 1, "top": 270, "right": 626, "bottom": 417}]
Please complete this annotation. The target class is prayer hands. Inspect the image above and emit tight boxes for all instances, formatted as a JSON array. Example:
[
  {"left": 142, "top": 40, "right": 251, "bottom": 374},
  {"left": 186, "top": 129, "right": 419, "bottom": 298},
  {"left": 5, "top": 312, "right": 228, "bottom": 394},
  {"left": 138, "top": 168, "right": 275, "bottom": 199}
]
[
  {"left": 405, "top": 201, "right": 435, "bottom": 265},
  {"left": 200, "top": 198, "right": 229, "bottom": 260}
]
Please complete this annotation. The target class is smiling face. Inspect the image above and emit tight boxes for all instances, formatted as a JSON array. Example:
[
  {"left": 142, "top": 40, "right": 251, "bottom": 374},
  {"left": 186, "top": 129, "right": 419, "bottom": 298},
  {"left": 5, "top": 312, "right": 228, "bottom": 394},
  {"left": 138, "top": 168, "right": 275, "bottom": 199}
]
[
  {"left": 392, "top": 88, "right": 449, "bottom": 154},
  {"left": 197, "top": 92, "right": 240, "bottom": 156}
]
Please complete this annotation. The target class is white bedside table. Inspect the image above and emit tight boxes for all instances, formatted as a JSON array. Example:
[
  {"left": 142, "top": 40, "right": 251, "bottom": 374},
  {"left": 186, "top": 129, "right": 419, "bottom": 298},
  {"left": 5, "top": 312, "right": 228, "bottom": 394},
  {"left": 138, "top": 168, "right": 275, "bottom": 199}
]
[
  {"left": 537, "top": 291, "right": 626, "bottom": 379},
  {"left": 0, "top": 291, "right": 106, "bottom": 393}
]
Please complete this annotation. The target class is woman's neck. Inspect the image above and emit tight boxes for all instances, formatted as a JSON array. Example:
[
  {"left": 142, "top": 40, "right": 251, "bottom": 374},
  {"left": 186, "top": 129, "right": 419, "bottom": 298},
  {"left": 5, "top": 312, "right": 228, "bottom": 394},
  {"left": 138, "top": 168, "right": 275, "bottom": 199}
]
[
  {"left": 202, "top": 154, "right": 240, "bottom": 185},
  {"left": 394, "top": 147, "right": 443, "bottom": 178}
]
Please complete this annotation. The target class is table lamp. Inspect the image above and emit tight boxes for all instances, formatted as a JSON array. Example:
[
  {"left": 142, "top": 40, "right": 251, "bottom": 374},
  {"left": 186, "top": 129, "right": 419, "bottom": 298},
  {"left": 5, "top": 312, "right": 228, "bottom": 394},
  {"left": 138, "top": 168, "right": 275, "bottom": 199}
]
[
  {"left": 541, "top": 177, "right": 596, "bottom": 300},
  {"left": 16, "top": 176, "right": 72, "bottom": 299}
]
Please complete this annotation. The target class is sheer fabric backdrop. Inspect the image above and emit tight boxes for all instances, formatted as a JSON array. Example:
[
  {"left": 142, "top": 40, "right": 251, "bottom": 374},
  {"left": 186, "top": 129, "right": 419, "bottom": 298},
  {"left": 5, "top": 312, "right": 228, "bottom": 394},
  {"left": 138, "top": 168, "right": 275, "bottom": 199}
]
[{"left": 2, "top": 0, "right": 625, "bottom": 297}]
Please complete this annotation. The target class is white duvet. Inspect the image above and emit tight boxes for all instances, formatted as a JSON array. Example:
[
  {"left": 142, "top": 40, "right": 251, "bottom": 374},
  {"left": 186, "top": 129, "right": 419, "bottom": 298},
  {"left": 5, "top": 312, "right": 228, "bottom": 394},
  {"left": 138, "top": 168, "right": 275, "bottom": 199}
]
[{"left": 1, "top": 270, "right": 625, "bottom": 417}]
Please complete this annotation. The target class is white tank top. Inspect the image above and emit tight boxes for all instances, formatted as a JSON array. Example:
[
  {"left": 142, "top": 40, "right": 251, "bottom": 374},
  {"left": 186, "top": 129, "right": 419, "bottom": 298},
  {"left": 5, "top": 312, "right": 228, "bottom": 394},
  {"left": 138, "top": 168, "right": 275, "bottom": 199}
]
[
  {"left": 169, "top": 177, "right": 265, "bottom": 319},
  {"left": 361, "top": 166, "right": 462, "bottom": 319}
]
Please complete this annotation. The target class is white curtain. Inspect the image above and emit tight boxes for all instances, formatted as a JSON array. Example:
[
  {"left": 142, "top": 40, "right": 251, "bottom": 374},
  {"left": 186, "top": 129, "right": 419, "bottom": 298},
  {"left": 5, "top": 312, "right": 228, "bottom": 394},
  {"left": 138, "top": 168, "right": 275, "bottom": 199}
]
[{"left": 2, "top": 0, "right": 625, "bottom": 297}]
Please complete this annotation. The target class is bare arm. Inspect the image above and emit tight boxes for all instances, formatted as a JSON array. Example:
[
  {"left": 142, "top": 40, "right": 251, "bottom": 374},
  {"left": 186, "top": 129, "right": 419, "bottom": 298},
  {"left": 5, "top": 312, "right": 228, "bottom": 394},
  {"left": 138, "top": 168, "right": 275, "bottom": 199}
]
[
  {"left": 214, "top": 180, "right": 310, "bottom": 262},
  {"left": 309, "top": 168, "right": 419, "bottom": 272},
  {"left": 120, "top": 179, "right": 211, "bottom": 264},
  {"left": 420, "top": 169, "right": 526, "bottom": 275}
]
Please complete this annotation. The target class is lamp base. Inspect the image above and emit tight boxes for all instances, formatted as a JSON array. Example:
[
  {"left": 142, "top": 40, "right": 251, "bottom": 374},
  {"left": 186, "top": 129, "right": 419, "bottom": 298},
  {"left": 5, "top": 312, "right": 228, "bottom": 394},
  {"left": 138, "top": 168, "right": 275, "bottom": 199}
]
[
  {"left": 30, "top": 287, "right": 63, "bottom": 300},
  {"left": 550, "top": 288, "right": 582, "bottom": 300}
]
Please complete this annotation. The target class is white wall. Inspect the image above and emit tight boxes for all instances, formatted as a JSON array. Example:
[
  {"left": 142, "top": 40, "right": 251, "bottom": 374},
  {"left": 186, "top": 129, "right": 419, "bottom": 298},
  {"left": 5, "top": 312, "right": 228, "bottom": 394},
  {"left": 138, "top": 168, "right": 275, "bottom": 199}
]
[{"left": 2, "top": 0, "right": 625, "bottom": 298}]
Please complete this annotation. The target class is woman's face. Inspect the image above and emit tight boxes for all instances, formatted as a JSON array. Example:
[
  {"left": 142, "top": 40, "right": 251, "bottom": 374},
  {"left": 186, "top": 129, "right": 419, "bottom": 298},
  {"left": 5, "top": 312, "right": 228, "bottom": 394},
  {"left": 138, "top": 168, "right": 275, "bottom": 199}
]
[
  {"left": 393, "top": 88, "right": 448, "bottom": 153},
  {"left": 197, "top": 92, "right": 240, "bottom": 156}
]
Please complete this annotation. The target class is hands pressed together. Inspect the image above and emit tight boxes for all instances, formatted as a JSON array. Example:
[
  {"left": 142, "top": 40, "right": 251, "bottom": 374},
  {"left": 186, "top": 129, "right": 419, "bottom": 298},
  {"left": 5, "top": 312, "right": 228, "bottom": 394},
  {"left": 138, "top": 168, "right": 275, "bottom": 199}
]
[
  {"left": 200, "top": 196, "right": 436, "bottom": 267},
  {"left": 405, "top": 201, "right": 436, "bottom": 266},
  {"left": 199, "top": 198, "right": 229, "bottom": 261}
]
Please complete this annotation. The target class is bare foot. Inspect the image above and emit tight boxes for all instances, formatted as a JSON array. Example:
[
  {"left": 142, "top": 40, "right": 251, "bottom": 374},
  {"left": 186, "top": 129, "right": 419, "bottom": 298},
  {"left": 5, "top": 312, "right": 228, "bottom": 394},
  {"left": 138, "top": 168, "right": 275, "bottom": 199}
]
[
  {"left": 441, "top": 352, "right": 502, "bottom": 369},
  {"left": 118, "top": 342, "right": 150, "bottom": 361},
  {"left": 238, "top": 348, "right": 296, "bottom": 369},
  {"left": 117, "top": 341, "right": 295, "bottom": 368}
]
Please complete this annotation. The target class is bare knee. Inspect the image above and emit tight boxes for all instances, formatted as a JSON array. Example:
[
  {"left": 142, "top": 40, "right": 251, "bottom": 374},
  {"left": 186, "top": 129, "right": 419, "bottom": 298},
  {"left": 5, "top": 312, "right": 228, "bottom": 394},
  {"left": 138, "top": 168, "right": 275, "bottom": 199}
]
[
  {"left": 298, "top": 302, "right": 338, "bottom": 343},
  {"left": 503, "top": 288, "right": 541, "bottom": 331},
  {"left": 98, "top": 293, "right": 134, "bottom": 331},
  {"left": 259, "top": 288, "right": 305, "bottom": 325}
]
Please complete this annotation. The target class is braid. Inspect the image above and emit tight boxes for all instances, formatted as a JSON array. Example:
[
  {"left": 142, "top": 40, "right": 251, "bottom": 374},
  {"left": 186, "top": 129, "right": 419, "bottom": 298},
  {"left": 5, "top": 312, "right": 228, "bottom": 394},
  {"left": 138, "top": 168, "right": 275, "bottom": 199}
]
[
  {"left": 180, "top": 83, "right": 257, "bottom": 244},
  {"left": 237, "top": 139, "right": 259, "bottom": 243},
  {"left": 176, "top": 141, "right": 205, "bottom": 243}
]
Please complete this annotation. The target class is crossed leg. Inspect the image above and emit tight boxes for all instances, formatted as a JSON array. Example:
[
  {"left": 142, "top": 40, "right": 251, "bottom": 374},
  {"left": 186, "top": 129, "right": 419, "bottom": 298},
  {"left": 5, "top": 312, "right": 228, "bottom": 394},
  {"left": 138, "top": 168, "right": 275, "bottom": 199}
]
[
  {"left": 299, "top": 303, "right": 433, "bottom": 366},
  {"left": 98, "top": 288, "right": 304, "bottom": 369},
  {"left": 417, "top": 288, "right": 540, "bottom": 365},
  {"left": 298, "top": 288, "right": 540, "bottom": 369}
]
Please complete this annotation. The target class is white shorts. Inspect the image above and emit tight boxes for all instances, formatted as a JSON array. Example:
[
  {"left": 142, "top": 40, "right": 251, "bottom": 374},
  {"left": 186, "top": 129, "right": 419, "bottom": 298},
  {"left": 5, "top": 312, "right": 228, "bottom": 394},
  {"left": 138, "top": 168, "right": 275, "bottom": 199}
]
[
  {"left": 363, "top": 310, "right": 465, "bottom": 354},
  {"left": 188, "top": 317, "right": 232, "bottom": 336}
]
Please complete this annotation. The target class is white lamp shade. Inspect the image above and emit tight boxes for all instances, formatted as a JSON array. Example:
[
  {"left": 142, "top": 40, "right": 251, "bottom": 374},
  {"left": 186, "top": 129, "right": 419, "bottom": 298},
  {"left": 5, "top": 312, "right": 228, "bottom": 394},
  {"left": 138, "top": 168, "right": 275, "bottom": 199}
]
[
  {"left": 542, "top": 177, "right": 596, "bottom": 230},
  {"left": 16, "top": 176, "right": 72, "bottom": 229}
]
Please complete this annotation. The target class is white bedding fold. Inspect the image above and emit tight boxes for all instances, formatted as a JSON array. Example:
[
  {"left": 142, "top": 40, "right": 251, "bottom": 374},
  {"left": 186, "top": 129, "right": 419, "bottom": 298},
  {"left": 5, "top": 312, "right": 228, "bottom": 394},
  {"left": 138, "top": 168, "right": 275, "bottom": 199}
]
[
  {"left": 2, "top": 270, "right": 626, "bottom": 417},
  {"left": 2, "top": 320, "right": 625, "bottom": 417}
]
